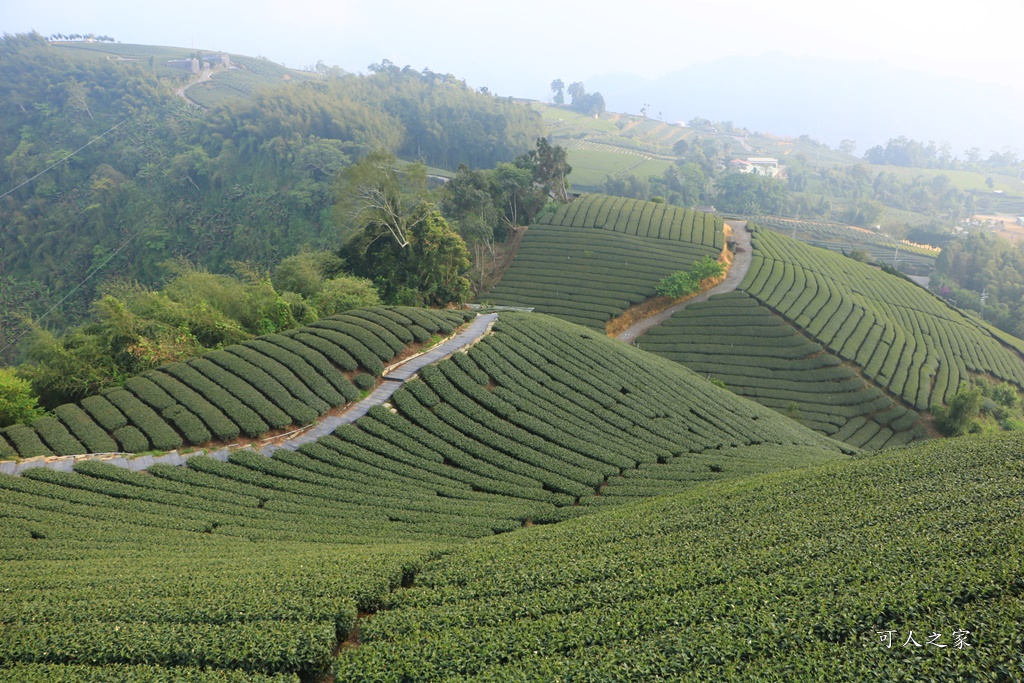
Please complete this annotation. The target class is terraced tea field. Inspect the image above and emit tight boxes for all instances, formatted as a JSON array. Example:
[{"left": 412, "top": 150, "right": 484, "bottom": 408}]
[
  {"left": 486, "top": 196, "right": 1024, "bottom": 446},
  {"left": 560, "top": 141, "right": 675, "bottom": 190},
  {"left": 0, "top": 308, "right": 471, "bottom": 461},
  {"left": 640, "top": 291, "right": 925, "bottom": 449},
  {"left": 0, "top": 312, "right": 849, "bottom": 680},
  {"left": 334, "top": 431, "right": 1024, "bottom": 681},
  {"left": 483, "top": 194, "right": 724, "bottom": 328},
  {"left": 640, "top": 228, "right": 1024, "bottom": 444},
  {"left": 740, "top": 229, "right": 1024, "bottom": 410},
  {"left": 755, "top": 216, "right": 939, "bottom": 277}
]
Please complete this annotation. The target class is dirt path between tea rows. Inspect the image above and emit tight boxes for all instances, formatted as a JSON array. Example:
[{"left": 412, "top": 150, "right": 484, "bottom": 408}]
[{"left": 616, "top": 221, "right": 751, "bottom": 345}]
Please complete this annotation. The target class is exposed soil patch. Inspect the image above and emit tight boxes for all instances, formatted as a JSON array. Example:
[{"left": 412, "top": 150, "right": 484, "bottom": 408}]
[
  {"left": 475, "top": 225, "right": 527, "bottom": 296},
  {"left": 613, "top": 221, "right": 750, "bottom": 344}
]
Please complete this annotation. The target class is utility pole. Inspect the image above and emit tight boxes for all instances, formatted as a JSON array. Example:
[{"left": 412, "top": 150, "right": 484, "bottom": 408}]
[{"left": 981, "top": 288, "right": 988, "bottom": 320}]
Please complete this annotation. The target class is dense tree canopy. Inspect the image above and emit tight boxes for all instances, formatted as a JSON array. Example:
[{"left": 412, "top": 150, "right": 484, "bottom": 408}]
[
  {"left": 931, "top": 231, "right": 1024, "bottom": 336},
  {"left": 343, "top": 204, "right": 471, "bottom": 308},
  {"left": 0, "top": 33, "right": 543, "bottom": 355},
  {"left": 714, "top": 172, "right": 789, "bottom": 215},
  {"left": 8, "top": 254, "right": 380, "bottom": 413}
]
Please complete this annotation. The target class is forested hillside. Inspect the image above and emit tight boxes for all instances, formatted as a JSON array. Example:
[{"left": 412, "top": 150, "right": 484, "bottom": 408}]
[{"left": 0, "top": 33, "right": 543, "bottom": 348}]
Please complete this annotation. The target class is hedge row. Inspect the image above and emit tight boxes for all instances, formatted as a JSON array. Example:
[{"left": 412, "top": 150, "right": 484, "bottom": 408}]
[
  {"left": 640, "top": 291, "right": 922, "bottom": 450},
  {"left": 484, "top": 197, "right": 723, "bottom": 328},
  {"left": 0, "top": 308, "right": 466, "bottom": 459},
  {"left": 145, "top": 372, "right": 240, "bottom": 442},
  {"left": 741, "top": 229, "right": 1024, "bottom": 410}
]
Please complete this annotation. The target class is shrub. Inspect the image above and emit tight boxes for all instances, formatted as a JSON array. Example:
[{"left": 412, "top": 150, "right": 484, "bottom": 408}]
[
  {"left": 102, "top": 388, "right": 183, "bottom": 451},
  {"left": 31, "top": 416, "right": 85, "bottom": 455},
  {"left": 113, "top": 425, "right": 149, "bottom": 453},
  {"left": 159, "top": 364, "right": 270, "bottom": 437},
  {"left": 144, "top": 371, "right": 240, "bottom": 442},
  {"left": 162, "top": 404, "right": 212, "bottom": 444},
  {"left": 262, "top": 335, "right": 358, "bottom": 403},
  {"left": 657, "top": 256, "right": 725, "bottom": 299},
  {"left": 54, "top": 404, "right": 119, "bottom": 453},
  {"left": 238, "top": 341, "right": 338, "bottom": 409},
  {"left": 288, "top": 332, "right": 359, "bottom": 372},
  {"left": 932, "top": 384, "right": 984, "bottom": 436},
  {"left": 313, "top": 320, "right": 395, "bottom": 360},
  {"left": 124, "top": 376, "right": 176, "bottom": 411},
  {"left": 353, "top": 373, "right": 376, "bottom": 391},
  {"left": 311, "top": 274, "right": 380, "bottom": 316},
  {"left": 0, "top": 367, "right": 45, "bottom": 428},
  {"left": 656, "top": 271, "right": 699, "bottom": 299},
  {"left": 81, "top": 395, "right": 128, "bottom": 431},
  {"left": 2, "top": 424, "right": 53, "bottom": 458},
  {"left": 302, "top": 328, "right": 384, "bottom": 376},
  {"left": 0, "top": 433, "right": 18, "bottom": 460},
  {"left": 193, "top": 354, "right": 307, "bottom": 427}
]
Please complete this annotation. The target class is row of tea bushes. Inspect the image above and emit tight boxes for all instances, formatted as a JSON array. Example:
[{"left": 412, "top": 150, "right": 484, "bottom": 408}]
[{"left": 0, "top": 308, "right": 472, "bottom": 460}]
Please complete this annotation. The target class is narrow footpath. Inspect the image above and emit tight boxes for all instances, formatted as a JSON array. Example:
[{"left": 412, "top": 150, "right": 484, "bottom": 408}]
[
  {"left": 3, "top": 313, "right": 499, "bottom": 476},
  {"left": 616, "top": 220, "right": 751, "bottom": 345},
  {"left": 261, "top": 312, "right": 498, "bottom": 455}
]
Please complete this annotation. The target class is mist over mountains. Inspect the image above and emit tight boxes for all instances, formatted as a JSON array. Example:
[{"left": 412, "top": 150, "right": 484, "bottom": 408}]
[{"left": 588, "top": 54, "right": 1023, "bottom": 156}]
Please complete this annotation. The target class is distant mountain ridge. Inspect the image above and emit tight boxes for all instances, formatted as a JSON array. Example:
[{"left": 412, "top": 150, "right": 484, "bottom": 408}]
[{"left": 588, "top": 54, "right": 1024, "bottom": 155}]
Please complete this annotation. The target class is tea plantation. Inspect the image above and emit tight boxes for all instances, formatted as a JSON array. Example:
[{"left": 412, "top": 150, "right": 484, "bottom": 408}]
[
  {"left": 640, "top": 291, "right": 926, "bottom": 449},
  {"left": 0, "top": 307, "right": 471, "bottom": 460},
  {"left": 754, "top": 216, "right": 939, "bottom": 277},
  {"left": 333, "top": 431, "right": 1024, "bottom": 681},
  {"left": 482, "top": 195, "right": 1024, "bottom": 446},
  {"left": 483, "top": 194, "right": 724, "bottom": 328},
  {"left": 635, "top": 227, "right": 1024, "bottom": 445},
  {"left": 0, "top": 312, "right": 851, "bottom": 680},
  {"left": 740, "top": 229, "right": 1024, "bottom": 410}
]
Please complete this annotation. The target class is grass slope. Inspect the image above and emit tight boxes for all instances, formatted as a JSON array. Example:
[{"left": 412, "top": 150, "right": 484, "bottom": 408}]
[
  {"left": 334, "top": 431, "right": 1024, "bottom": 681},
  {"left": 482, "top": 194, "right": 723, "bottom": 328},
  {"left": 0, "top": 313, "right": 847, "bottom": 679}
]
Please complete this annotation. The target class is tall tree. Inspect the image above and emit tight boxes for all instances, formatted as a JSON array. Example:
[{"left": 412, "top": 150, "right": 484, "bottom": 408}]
[
  {"left": 519, "top": 138, "right": 572, "bottom": 203},
  {"left": 333, "top": 150, "right": 431, "bottom": 249},
  {"left": 442, "top": 164, "right": 501, "bottom": 251},
  {"left": 550, "top": 79, "right": 564, "bottom": 105},
  {"left": 343, "top": 204, "right": 471, "bottom": 307},
  {"left": 567, "top": 81, "right": 585, "bottom": 103}
]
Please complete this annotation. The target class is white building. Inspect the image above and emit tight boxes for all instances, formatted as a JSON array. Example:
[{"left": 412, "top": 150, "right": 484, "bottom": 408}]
[{"left": 730, "top": 157, "right": 780, "bottom": 178}]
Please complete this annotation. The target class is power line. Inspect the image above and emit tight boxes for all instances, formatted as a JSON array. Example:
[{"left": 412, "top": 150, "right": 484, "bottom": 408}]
[
  {"left": 0, "top": 118, "right": 134, "bottom": 357},
  {"left": 0, "top": 232, "right": 139, "bottom": 357},
  {"left": 0, "top": 119, "right": 127, "bottom": 201}
]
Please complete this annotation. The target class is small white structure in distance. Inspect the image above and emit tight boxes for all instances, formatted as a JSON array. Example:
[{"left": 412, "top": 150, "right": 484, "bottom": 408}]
[{"left": 730, "top": 157, "right": 780, "bottom": 177}]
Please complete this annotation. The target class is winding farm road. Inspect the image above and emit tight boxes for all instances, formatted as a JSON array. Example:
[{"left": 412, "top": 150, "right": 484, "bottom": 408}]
[
  {"left": 616, "top": 220, "right": 751, "bottom": 345},
  {"left": 175, "top": 67, "right": 211, "bottom": 107}
]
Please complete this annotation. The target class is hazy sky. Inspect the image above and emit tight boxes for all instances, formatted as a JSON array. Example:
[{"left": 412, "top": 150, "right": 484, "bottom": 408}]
[{"left": 5, "top": 0, "right": 1023, "bottom": 105}]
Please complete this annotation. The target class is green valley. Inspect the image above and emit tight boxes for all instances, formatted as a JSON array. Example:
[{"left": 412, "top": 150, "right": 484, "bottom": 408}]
[{"left": 1, "top": 27, "right": 1023, "bottom": 683}]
